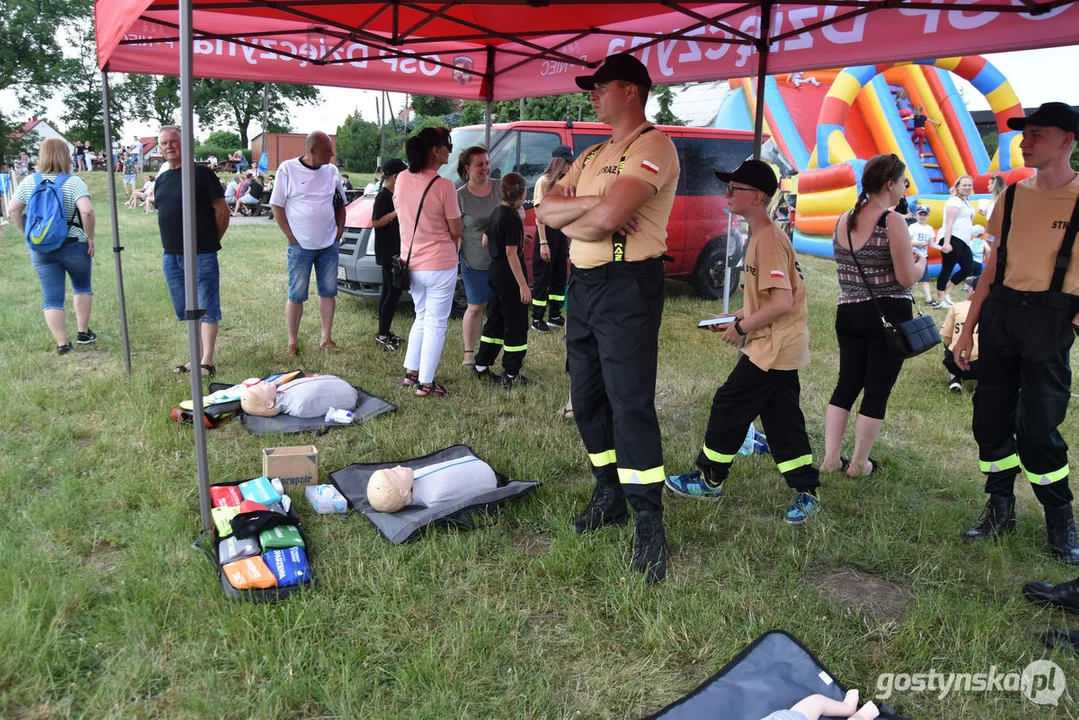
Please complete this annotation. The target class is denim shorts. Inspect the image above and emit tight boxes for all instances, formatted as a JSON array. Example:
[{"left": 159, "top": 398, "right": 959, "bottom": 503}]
[
  {"left": 163, "top": 252, "right": 222, "bottom": 323},
  {"left": 240, "top": 194, "right": 260, "bottom": 205},
  {"left": 30, "top": 240, "right": 93, "bottom": 311},
  {"left": 287, "top": 242, "right": 339, "bottom": 303},
  {"left": 460, "top": 255, "right": 490, "bottom": 305}
]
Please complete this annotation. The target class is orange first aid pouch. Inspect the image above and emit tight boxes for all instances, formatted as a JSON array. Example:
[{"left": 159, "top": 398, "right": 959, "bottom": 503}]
[{"left": 222, "top": 556, "right": 279, "bottom": 590}]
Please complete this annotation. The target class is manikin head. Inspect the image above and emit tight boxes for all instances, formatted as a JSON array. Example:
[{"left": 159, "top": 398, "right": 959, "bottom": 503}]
[
  {"left": 367, "top": 466, "right": 415, "bottom": 512},
  {"left": 240, "top": 382, "right": 280, "bottom": 417}
]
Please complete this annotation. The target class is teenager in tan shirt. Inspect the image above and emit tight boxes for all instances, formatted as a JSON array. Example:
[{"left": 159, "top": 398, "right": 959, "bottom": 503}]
[
  {"left": 665, "top": 160, "right": 820, "bottom": 524},
  {"left": 953, "top": 102, "right": 1079, "bottom": 564},
  {"left": 536, "top": 53, "right": 679, "bottom": 584}
]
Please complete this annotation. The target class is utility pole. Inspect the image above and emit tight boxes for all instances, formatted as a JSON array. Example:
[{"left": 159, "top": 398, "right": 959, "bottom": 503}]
[{"left": 520, "top": 97, "right": 525, "bottom": 121}]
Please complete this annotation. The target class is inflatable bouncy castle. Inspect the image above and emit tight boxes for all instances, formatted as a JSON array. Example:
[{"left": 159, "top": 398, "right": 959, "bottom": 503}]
[{"left": 716, "top": 57, "right": 1034, "bottom": 272}]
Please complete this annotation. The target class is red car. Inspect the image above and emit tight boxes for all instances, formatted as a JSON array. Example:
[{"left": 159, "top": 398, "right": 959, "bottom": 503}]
[{"left": 444, "top": 120, "right": 757, "bottom": 298}]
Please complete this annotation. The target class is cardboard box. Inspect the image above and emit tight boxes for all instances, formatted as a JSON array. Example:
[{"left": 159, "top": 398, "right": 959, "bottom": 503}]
[{"left": 262, "top": 445, "right": 318, "bottom": 487}]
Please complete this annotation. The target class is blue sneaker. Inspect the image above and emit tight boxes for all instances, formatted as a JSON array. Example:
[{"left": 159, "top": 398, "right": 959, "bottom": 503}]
[
  {"left": 665, "top": 470, "right": 725, "bottom": 501},
  {"left": 785, "top": 492, "right": 821, "bottom": 525}
]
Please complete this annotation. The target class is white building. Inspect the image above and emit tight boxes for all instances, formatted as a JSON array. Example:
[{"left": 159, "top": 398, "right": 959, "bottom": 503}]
[{"left": 12, "top": 117, "right": 74, "bottom": 155}]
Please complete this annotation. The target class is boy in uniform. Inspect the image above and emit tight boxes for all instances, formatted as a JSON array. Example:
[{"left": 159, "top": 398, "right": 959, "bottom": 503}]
[
  {"left": 474, "top": 173, "right": 532, "bottom": 386},
  {"left": 666, "top": 160, "right": 821, "bottom": 524},
  {"left": 954, "top": 102, "right": 1079, "bottom": 563}
]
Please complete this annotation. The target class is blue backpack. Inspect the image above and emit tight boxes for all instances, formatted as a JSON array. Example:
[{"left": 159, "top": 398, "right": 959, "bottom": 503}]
[{"left": 24, "top": 173, "right": 76, "bottom": 252}]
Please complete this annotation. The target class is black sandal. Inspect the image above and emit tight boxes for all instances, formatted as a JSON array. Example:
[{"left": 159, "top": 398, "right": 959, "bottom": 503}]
[
  {"left": 174, "top": 364, "right": 190, "bottom": 374},
  {"left": 200, "top": 364, "right": 217, "bottom": 378}
]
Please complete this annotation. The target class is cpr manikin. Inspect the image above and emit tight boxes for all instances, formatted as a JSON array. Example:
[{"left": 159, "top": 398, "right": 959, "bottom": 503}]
[
  {"left": 240, "top": 381, "right": 280, "bottom": 417},
  {"left": 367, "top": 457, "right": 498, "bottom": 512},
  {"left": 760, "top": 690, "right": 879, "bottom": 720}
]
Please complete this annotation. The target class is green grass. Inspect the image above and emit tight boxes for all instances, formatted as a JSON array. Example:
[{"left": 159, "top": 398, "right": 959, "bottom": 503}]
[{"left": 2, "top": 171, "right": 1078, "bottom": 718}]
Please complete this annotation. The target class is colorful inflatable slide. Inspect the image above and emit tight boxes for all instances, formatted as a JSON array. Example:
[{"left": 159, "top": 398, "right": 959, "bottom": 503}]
[{"left": 717, "top": 56, "right": 1034, "bottom": 266}]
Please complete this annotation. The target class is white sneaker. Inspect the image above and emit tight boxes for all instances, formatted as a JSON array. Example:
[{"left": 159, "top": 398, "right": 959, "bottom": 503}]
[{"left": 949, "top": 379, "right": 962, "bottom": 393}]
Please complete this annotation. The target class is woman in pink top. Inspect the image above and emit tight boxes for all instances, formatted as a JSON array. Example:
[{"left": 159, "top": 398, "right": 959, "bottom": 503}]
[{"left": 393, "top": 127, "right": 463, "bottom": 396}]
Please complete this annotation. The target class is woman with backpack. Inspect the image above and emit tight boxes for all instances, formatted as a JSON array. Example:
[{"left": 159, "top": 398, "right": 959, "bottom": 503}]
[{"left": 8, "top": 138, "right": 98, "bottom": 355}]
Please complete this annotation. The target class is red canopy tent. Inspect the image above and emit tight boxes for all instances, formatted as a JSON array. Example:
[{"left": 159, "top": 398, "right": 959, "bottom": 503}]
[{"left": 94, "top": 0, "right": 1079, "bottom": 531}]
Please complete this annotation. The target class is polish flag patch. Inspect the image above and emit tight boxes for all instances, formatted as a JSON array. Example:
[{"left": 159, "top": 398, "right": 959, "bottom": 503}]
[
  {"left": 770, "top": 270, "right": 786, "bottom": 279},
  {"left": 640, "top": 160, "right": 659, "bottom": 174}
]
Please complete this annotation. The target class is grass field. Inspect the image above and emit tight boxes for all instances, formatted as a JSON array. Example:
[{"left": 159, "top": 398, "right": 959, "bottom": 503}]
[{"left": 2, "top": 171, "right": 1078, "bottom": 718}]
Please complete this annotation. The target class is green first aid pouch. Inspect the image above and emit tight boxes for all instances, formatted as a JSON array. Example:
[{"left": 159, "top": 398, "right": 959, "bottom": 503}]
[
  {"left": 259, "top": 524, "right": 305, "bottom": 550},
  {"left": 208, "top": 480, "right": 315, "bottom": 602}
]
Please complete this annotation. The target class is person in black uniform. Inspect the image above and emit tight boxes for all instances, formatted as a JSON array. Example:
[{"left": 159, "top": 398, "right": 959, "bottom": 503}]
[
  {"left": 953, "top": 102, "right": 1079, "bottom": 564},
  {"left": 536, "top": 54, "right": 680, "bottom": 583},
  {"left": 473, "top": 172, "right": 532, "bottom": 386},
  {"left": 372, "top": 159, "right": 406, "bottom": 350}
]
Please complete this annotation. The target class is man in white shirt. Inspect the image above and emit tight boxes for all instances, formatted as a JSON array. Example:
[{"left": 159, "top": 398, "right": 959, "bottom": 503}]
[
  {"left": 224, "top": 174, "right": 240, "bottom": 205},
  {"left": 270, "top": 131, "right": 347, "bottom": 357}
]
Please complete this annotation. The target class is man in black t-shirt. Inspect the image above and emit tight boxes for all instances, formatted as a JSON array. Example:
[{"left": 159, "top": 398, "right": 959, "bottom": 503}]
[
  {"left": 155, "top": 125, "right": 230, "bottom": 377},
  {"left": 371, "top": 158, "right": 405, "bottom": 349}
]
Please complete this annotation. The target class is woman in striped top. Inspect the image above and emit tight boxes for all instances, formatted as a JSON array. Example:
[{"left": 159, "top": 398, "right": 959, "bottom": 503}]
[
  {"left": 822, "top": 154, "right": 926, "bottom": 477},
  {"left": 9, "top": 138, "right": 98, "bottom": 355}
]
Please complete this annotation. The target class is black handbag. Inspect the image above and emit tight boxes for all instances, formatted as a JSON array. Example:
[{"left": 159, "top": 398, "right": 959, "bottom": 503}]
[
  {"left": 846, "top": 214, "right": 941, "bottom": 360},
  {"left": 390, "top": 175, "right": 439, "bottom": 291}
]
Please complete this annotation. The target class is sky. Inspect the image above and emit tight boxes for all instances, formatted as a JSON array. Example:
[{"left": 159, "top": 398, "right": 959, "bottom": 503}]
[{"left": 3, "top": 47, "right": 1077, "bottom": 143}]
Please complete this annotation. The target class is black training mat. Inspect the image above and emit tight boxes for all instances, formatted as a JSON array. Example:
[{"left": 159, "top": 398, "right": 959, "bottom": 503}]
[
  {"left": 329, "top": 444, "right": 539, "bottom": 544},
  {"left": 645, "top": 630, "right": 909, "bottom": 720},
  {"left": 207, "top": 382, "right": 396, "bottom": 436}
]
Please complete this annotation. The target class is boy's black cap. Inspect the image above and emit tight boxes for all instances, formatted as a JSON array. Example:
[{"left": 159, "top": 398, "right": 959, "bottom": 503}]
[
  {"left": 1007, "top": 102, "right": 1079, "bottom": 134},
  {"left": 381, "top": 158, "right": 407, "bottom": 176},
  {"left": 715, "top": 160, "right": 778, "bottom": 197},
  {"left": 575, "top": 53, "right": 653, "bottom": 91}
]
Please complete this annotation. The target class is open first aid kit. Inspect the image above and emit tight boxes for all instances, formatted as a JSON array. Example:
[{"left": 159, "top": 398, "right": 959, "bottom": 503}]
[{"left": 209, "top": 476, "right": 315, "bottom": 601}]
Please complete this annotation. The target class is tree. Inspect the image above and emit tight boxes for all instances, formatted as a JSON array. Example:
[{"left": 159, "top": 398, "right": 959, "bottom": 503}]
[
  {"left": 653, "top": 86, "right": 685, "bottom": 126},
  {"left": 459, "top": 94, "right": 598, "bottom": 127},
  {"left": 335, "top": 112, "right": 382, "bottom": 173},
  {"left": 411, "top": 95, "right": 459, "bottom": 117},
  {"left": 59, "top": 35, "right": 132, "bottom": 149},
  {"left": 0, "top": 0, "right": 92, "bottom": 159},
  {"left": 194, "top": 131, "right": 245, "bottom": 162},
  {"left": 193, "top": 81, "right": 320, "bottom": 147},
  {"left": 124, "top": 75, "right": 181, "bottom": 127}
]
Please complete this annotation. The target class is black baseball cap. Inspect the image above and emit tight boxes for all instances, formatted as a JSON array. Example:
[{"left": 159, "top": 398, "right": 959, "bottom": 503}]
[
  {"left": 715, "top": 160, "right": 778, "bottom": 197},
  {"left": 575, "top": 53, "right": 653, "bottom": 91},
  {"left": 381, "top": 158, "right": 407, "bottom": 176},
  {"left": 1006, "top": 102, "right": 1079, "bottom": 134},
  {"left": 552, "top": 144, "right": 574, "bottom": 161}
]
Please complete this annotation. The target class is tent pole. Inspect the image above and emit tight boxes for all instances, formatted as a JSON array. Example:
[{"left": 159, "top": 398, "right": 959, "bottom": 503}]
[
  {"left": 100, "top": 71, "right": 132, "bottom": 375},
  {"left": 485, "top": 103, "right": 492, "bottom": 149},
  {"left": 731, "top": 0, "right": 773, "bottom": 312},
  {"left": 180, "top": 0, "right": 213, "bottom": 532},
  {"left": 484, "top": 46, "right": 495, "bottom": 149},
  {"left": 752, "top": 1, "right": 773, "bottom": 161}
]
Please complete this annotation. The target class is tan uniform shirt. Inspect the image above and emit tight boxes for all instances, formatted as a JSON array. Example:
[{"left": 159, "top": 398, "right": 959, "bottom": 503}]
[
  {"left": 942, "top": 300, "right": 979, "bottom": 362},
  {"left": 985, "top": 174, "right": 1079, "bottom": 295},
  {"left": 741, "top": 222, "right": 811, "bottom": 372},
  {"left": 557, "top": 122, "right": 679, "bottom": 269}
]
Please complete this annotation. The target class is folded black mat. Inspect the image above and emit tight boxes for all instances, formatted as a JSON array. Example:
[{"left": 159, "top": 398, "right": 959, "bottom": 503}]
[{"left": 645, "top": 630, "right": 909, "bottom": 720}]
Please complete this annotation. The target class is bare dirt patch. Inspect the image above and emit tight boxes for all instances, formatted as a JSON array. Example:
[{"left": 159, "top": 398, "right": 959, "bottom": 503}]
[
  {"left": 810, "top": 567, "right": 908, "bottom": 623},
  {"left": 85, "top": 541, "right": 124, "bottom": 574}
]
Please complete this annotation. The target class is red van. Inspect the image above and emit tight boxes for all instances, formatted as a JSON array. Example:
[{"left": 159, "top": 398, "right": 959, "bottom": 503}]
[{"left": 443, "top": 120, "right": 756, "bottom": 298}]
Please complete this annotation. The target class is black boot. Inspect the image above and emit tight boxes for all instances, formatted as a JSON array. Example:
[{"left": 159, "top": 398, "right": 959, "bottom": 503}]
[
  {"left": 572, "top": 481, "right": 628, "bottom": 533},
  {"left": 1045, "top": 505, "right": 1079, "bottom": 565},
  {"left": 631, "top": 510, "right": 668, "bottom": 584},
  {"left": 1023, "top": 577, "right": 1079, "bottom": 613},
  {"left": 964, "top": 493, "right": 1016, "bottom": 542}
]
